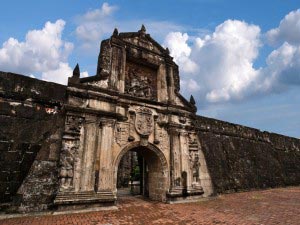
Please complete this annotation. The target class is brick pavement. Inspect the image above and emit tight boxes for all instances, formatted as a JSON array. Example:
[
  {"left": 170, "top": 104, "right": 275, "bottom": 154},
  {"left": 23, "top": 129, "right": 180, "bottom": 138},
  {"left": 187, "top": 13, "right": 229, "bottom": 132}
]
[{"left": 1, "top": 187, "right": 299, "bottom": 225}]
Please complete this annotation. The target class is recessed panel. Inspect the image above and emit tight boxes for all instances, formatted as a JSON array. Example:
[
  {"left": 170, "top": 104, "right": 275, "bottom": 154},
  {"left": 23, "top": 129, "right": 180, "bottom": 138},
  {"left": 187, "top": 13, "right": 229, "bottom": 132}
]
[{"left": 125, "top": 61, "right": 157, "bottom": 100}]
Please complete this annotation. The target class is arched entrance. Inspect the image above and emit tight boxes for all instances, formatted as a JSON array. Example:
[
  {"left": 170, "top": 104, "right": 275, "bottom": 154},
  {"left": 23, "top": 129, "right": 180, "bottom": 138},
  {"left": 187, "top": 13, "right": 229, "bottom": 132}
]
[{"left": 114, "top": 142, "right": 169, "bottom": 202}]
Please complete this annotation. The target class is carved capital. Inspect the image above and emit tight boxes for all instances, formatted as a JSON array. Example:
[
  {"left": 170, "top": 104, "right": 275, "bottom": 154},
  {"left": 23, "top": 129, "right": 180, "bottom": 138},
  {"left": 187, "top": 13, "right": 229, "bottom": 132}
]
[
  {"left": 100, "top": 118, "right": 115, "bottom": 128},
  {"left": 169, "top": 127, "right": 180, "bottom": 136}
]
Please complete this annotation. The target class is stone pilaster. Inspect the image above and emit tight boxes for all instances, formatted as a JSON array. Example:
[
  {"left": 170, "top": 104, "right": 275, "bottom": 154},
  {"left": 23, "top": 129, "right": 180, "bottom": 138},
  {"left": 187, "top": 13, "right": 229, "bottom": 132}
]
[
  {"left": 169, "top": 127, "right": 182, "bottom": 189},
  {"left": 79, "top": 116, "right": 98, "bottom": 192},
  {"left": 58, "top": 114, "right": 84, "bottom": 192},
  {"left": 97, "top": 118, "right": 115, "bottom": 192}
]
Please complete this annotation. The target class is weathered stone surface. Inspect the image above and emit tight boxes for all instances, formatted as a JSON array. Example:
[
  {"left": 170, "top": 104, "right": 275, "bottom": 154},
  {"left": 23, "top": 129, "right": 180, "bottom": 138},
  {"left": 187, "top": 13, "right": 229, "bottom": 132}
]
[
  {"left": 0, "top": 72, "right": 65, "bottom": 211},
  {"left": 195, "top": 115, "right": 300, "bottom": 194},
  {"left": 0, "top": 27, "right": 299, "bottom": 213}
]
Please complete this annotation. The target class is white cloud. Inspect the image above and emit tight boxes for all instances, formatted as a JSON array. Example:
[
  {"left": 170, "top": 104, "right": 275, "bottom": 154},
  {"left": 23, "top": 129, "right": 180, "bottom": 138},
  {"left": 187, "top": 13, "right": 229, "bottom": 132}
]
[
  {"left": 75, "top": 3, "right": 118, "bottom": 49},
  {"left": 164, "top": 9, "right": 300, "bottom": 105},
  {"left": 262, "top": 9, "right": 300, "bottom": 92},
  {"left": 266, "top": 9, "right": 300, "bottom": 46},
  {"left": 165, "top": 20, "right": 262, "bottom": 103},
  {"left": 0, "top": 19, "right": 74, "bottom": 84},
  {"left": 81, "top": 71, "right": 89, "bottom": 78},
  {"left": 42, "top": 62, "right": 73, "bottom": 84},
  {"left": 75, "top": 3, "right": 185, "bottom": 52},
  {"left": 163, "top": 32, "right": 198, "bottom": 74},
  {"left": 263, "top": 42, "right": 300, "bottom": 90}
]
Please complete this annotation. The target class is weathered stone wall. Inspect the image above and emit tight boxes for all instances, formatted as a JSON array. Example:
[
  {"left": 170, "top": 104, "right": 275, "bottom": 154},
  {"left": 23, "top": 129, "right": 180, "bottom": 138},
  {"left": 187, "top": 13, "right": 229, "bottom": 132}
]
[
  {"left": 0, "top": 72, "right": 66, "bottom": 212},
  {"left": 1, "top": 67, "right": 300, "bottom": 212},
  {"left": 144, "top": 150, "right": 167, "bottom": 202},
  {"left": 195, "top": 115, "right": 300, "bottom": 194}
]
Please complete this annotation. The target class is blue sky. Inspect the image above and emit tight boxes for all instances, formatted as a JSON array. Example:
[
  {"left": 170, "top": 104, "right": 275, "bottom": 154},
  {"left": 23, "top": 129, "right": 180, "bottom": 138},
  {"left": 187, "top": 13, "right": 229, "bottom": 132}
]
[{"left": 0, "top": 0, "right": 299, "bottom": 138}]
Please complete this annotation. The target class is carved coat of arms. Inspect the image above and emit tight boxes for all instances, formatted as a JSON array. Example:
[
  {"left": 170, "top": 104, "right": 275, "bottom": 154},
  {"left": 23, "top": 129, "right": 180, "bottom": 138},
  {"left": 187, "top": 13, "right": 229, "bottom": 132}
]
[{"left": 135, "top": 107, "right": 153, "bottom": 136}]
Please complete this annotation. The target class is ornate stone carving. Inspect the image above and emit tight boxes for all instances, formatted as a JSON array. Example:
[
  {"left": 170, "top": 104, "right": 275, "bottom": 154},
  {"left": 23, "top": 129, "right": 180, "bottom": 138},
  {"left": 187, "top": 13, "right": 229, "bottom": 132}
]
[
  {"left": 135, "top": 107, "right": 153, "bottom": 136},
  {"left": 65, "top": 115, "right": 84, "bottom": 135},
  {"left": 59, "top": 142, "right": 76, "bottom": 190},
  {"left": 125, "top": 61, "right": 157, "bottom": 100},
  {"left": 115, "top": 122, "right": 128, "bottom": 147},
  {"left": 59, "top": 115, "right": 84, "bottom": 191},
  {"left": 87, "top": 79, "right": 109, "bottom": 89},
  {"left": 188, "top": 134, "right": 201, "bottom": 188}
]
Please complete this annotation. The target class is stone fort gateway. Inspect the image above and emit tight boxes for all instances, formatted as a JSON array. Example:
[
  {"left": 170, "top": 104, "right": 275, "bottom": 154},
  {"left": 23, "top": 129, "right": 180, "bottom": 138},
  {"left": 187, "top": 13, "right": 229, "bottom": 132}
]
[{"left": 0, "top": 26, "right": 299, "bottom": 212}]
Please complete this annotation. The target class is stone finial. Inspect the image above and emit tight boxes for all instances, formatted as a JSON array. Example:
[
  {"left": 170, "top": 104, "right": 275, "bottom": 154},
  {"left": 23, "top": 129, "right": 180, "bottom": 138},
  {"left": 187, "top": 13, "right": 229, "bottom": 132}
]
[
  {"left": 190, "top": 95, "right": 196, "bottom": 105},
  {"left": 139, "top": 24, "right": 146, "bottom": 34},
  {"left": 113, "top": 28, "right": 118, "bottom": 37},
  {"left": 166, "top": 47, "right": 170, "bottom": 55},
  {"left": 73, "top": 64, "right": 80, "bottom": 78}
]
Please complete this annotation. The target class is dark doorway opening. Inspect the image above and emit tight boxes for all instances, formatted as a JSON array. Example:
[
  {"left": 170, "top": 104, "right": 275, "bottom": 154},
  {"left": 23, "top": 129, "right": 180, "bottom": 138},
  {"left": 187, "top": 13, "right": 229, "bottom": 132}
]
[{"left": 116, "top": 146, "right": 166, "bottom": 201}]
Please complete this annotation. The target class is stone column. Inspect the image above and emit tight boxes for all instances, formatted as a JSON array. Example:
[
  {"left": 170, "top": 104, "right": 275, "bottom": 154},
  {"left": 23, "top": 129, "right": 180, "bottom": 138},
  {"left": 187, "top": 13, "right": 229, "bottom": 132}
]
[{"left": 97, "top": 118, "right": 115, "bottom": 192}]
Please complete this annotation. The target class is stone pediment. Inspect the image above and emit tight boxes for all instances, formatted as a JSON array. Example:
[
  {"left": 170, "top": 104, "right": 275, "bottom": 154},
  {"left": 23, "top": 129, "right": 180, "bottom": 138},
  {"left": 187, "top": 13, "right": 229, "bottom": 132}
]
[
  {"left": 68, "top": 25, "right": 196, "bottom": 113},
  {"left": 117, "top": 25, "right": 168, "bottom": 55}
]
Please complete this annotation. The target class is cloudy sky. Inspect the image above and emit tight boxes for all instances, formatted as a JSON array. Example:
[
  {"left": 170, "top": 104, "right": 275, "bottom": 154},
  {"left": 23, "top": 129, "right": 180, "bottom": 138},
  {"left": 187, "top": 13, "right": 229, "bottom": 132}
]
[{"left": 0, "top": 0, "right": 299, "bottom": 138}]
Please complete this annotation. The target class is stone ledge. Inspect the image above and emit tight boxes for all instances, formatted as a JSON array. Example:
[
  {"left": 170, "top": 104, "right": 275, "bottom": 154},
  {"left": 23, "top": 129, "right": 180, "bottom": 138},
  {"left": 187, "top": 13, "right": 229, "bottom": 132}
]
[
  {"left": 0, "top": 205, "right": 117, "bottom": 220},
  {"left": 54, "top": 191, "right": 117, "bottom": 210}
]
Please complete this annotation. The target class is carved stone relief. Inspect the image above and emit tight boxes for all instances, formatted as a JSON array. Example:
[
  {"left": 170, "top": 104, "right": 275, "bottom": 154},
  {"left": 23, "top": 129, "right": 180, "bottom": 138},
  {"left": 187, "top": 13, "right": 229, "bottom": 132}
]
[
  {"left": 59, "top": 115, "right": 84, "bottom": 191},
  {"left": 125, "top": 61, "right": 157, "bottom": 100},
  {"left": 59, "top": 141, "right": 76, "bottom": 190},
  {"left": 87, "top": 79, "right": 109, "bottom": 89},
  {"left": 158, "top": 127, "right": 169, "bottom": 153},
  {"left": 188, "top": 133, "right": 202, "bottom": 189},
  {"left": 135, "top": 107, "right": 153, "bottom": 136},
  {"left": 115, "top": 122, "right": 129, "bottom": 147}
]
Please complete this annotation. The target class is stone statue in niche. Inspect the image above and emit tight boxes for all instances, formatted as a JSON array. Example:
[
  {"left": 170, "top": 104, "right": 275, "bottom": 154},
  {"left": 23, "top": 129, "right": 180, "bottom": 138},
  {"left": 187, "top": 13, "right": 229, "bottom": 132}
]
[
  {"left": 189, "top": 151, "right": 200, "bottom": 182},
  {"left": 188, "top": 134, "right": 202, "bottom": 189},
  {"left": 125, "top": 61, "right": 157, "bottom": 100}
]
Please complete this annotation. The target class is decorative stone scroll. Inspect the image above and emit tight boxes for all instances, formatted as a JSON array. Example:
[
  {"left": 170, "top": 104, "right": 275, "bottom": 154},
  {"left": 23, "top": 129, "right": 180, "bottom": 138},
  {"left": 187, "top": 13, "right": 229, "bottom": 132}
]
[
  {"left": 158, "top": 128, "right": 169, "bottom": 153},
  {"left": 115, "top": 122, "right": 128, "bottom": 147},
  {"left": 135, "top": 107, "right": 153, "bottom": 136}
]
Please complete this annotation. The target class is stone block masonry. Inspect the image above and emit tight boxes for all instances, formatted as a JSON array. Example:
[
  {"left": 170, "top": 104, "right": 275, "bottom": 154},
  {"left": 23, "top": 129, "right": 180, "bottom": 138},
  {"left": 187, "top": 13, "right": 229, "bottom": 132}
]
[
  {"left": 0, "top": 72, "right": 66, "bottom": 212},
  {"left": 195, "top": 115, "right": 300, "bottom": 194}
]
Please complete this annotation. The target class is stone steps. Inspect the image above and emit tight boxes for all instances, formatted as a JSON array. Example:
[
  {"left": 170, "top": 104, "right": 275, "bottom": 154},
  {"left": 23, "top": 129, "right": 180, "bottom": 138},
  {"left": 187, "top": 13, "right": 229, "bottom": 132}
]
[{"left": 54, "top": 191, "right": 116, "bottom": 205}]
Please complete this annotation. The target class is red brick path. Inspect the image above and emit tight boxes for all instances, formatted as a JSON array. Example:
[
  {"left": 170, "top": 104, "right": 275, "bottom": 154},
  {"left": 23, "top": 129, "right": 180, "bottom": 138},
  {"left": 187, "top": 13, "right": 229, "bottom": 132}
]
[{"left": 1, "top": 187, "right": 299, "bottom": 225}]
